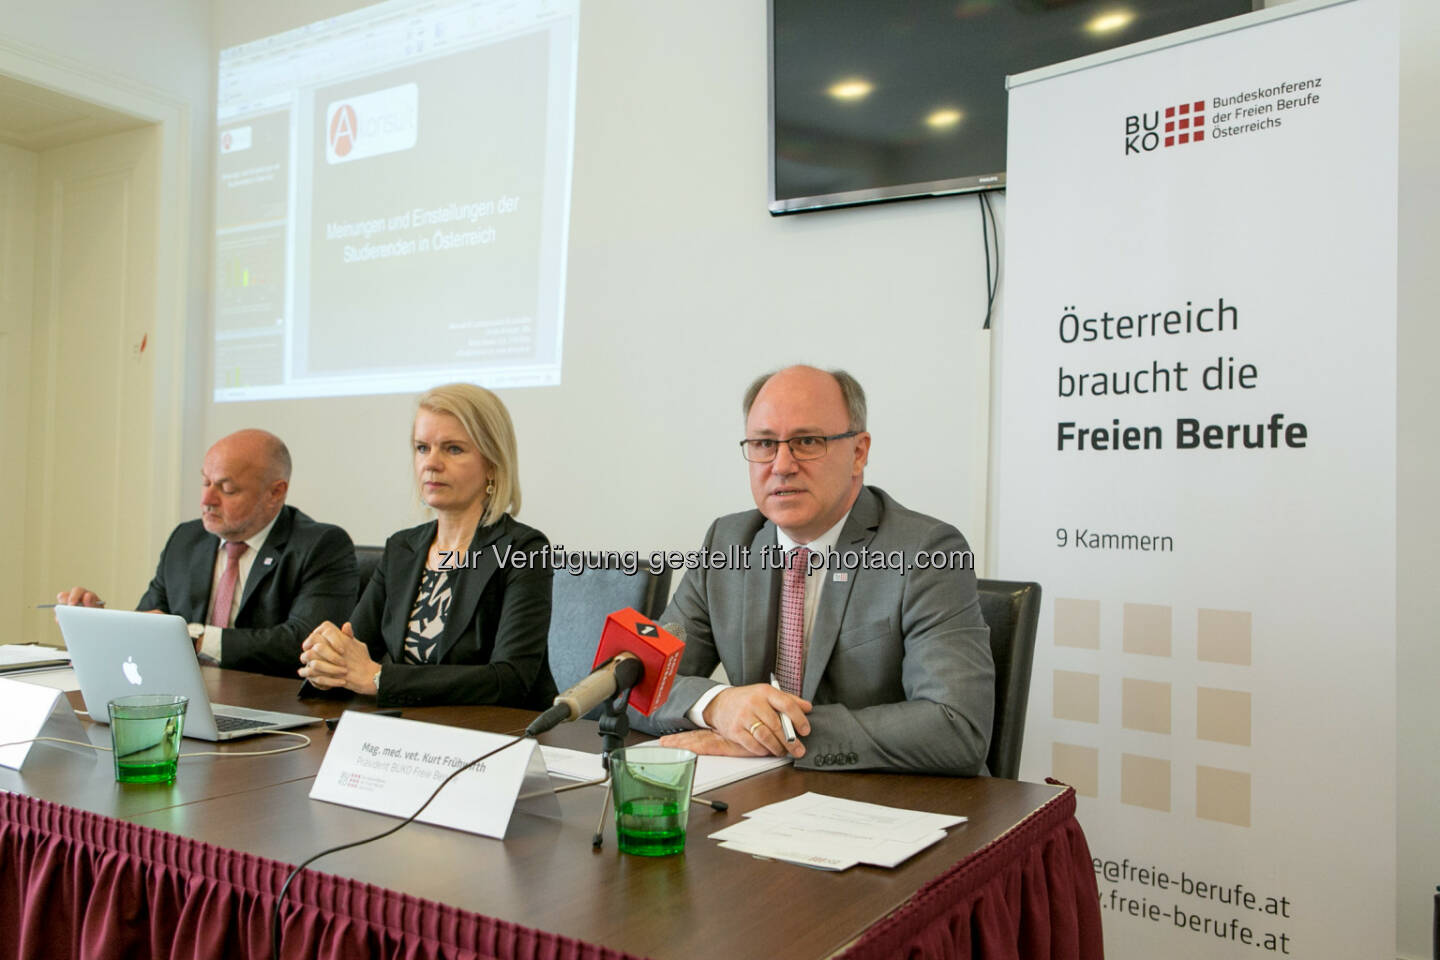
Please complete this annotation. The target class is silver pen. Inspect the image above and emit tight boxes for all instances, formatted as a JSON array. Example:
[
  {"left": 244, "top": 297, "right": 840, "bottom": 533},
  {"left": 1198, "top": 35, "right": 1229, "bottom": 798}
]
[{"left": 769, "top": 673, "right": 798, "bottom": 742}]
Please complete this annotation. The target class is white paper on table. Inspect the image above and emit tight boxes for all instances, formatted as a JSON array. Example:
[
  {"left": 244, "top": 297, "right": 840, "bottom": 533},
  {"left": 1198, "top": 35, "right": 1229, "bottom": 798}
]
[
  {"left": 548, "top": 740, "right": 793, "bottom": 792},
  {"left": 538, "top": 745, "right": 607, "bottom": 781},
  {"left": 743, "top": 791, "right": 964, "bottom": 841},
  {"left": 690, "top": 752, "right": 792, "bottom": 793},
  {"left": 630, "top": 740, "right": 792, "bottom": 793},
  {"left": 717, "top": 839, "right": 859, "bottom": 872},
  {"left": 0, "top": 644, "right": 72, "bottom": 666},
  {"left": 710, "top": 816, "right": 947, "bottom": 868}
]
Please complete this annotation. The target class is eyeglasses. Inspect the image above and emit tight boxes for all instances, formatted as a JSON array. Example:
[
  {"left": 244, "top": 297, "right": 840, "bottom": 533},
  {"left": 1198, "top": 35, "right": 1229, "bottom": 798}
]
[{"left": 739, "top": 431, "right": 860, "bottom": 463}]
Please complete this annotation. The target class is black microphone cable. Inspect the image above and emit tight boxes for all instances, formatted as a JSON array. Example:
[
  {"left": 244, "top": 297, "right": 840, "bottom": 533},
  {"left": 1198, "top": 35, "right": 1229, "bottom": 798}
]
[{"left": 269, "top": 726, "right": 529, "bottom": 960}]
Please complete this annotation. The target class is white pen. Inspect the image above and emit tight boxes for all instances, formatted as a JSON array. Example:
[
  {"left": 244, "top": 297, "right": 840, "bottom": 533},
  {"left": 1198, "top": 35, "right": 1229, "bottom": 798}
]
[{"left": 769, "top": 672, "right": 798, "bottom": 743}]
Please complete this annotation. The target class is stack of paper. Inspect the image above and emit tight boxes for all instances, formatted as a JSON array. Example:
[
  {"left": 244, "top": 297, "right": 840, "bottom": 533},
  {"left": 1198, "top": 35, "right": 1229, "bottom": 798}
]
[
  {"left": 0, "top": 644, "right": 71, "bottom": 670},
  {"left": 709, "top": 792, "right": 966, "bottom": 871},
  {"left": 0, "top": 645, "right": 78, "bottom": 691},
  {"left": 687, "top": 752, "right": 792, "bottom": 793},
  {"left": 538, "top": 745, "right": 608, "bottom": 781},
  {"left": 539, "top": 743, "right": 792, "bottom": 793}
]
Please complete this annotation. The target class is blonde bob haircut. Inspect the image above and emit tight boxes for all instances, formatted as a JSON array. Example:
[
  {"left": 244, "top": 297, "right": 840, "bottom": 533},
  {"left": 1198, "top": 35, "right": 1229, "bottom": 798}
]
[{"left": 415, "top": 382, "right": 521, "bottom": 527}]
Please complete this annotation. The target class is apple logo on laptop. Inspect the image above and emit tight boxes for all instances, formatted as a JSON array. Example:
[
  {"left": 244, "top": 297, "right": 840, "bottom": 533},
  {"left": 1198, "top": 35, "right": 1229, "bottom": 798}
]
[{"left": 122, "top": 656, "right": 143, "bottom": 685}]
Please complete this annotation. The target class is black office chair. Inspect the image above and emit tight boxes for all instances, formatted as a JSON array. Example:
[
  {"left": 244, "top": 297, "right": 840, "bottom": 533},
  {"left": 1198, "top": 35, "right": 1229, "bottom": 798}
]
[
  {"left": 976, "top": 578, "right": 1042, "bottom": 780},
  {"left": 546, "top": 566, "right": 673, "bottom": 701},
  {"left": 353, "top": 545, "right": 385, "bottom": 604}
]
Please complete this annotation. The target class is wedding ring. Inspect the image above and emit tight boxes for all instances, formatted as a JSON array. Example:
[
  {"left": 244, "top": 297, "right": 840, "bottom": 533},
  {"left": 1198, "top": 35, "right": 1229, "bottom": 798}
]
[{"left": 747, "top": 719, "right": 765, "bottom": 737}]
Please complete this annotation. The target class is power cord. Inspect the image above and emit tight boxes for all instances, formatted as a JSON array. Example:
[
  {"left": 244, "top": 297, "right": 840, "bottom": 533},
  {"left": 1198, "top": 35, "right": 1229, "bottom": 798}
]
[
  {"left": 177, "top": 731, "right": 313, "bottom": 757},
  {"left": 979, "top": 189, "right": 1001, "bottom": 329},
  {"left": 269, "top": 726, "right": 531, "bottom": 960},
  {"left": 0, "top": 730, "right": 312, "bottom": 757}
]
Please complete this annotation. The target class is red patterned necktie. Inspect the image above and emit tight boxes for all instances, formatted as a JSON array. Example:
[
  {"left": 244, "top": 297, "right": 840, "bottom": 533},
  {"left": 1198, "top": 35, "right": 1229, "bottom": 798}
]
[
  {"left": 776, "top": 546, "right": 809, "bottom": 695},
  {"left": 208, "top": 541, "right": 249, "bottom": 628}
]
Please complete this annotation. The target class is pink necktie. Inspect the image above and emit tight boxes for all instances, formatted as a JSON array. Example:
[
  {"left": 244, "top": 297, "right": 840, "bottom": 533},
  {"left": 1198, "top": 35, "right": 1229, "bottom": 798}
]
[
  {"left": 776, "top": 547, "right": 809, "bottom": 695},
  {"left": 209, "top": 541, "right": 249, "bottom": 628}
]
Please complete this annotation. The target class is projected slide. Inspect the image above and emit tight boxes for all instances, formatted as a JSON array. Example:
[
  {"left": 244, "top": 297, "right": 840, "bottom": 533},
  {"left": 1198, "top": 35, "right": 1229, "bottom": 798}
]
[{"left": 213, "top": 0, "right": 577, "bottom": 402}]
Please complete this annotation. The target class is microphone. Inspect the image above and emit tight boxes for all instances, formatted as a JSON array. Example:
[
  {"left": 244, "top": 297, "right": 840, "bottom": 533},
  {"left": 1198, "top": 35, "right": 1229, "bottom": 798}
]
[{"left": 526, "top": 611, "right": 685, "bottom": 737}]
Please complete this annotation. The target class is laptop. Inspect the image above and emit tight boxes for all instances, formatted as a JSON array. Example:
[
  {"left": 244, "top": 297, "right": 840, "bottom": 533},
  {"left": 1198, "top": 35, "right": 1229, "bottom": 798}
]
[{"left": 56, "top": 606, "right": 321, "bottom": 741}]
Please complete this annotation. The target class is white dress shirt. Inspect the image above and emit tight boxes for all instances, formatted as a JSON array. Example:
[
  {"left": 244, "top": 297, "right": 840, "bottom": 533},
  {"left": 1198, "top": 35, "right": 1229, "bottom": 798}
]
[
  {"left": 687, "top": 508, "right": 853, "bottom": 728},
  {"left": 197, "top": 513, "right": 280, "bottom": 662}
]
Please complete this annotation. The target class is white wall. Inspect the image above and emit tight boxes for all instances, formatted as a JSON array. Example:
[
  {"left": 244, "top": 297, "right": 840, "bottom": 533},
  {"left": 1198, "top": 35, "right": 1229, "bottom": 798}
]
[
  {"left": 0, "top": 143, "right": 37, "bottom": 645},
  {"left": 205, "top": 0, "right": 998, "bottom": 558},
  {"left": 1, "top": 1, "right": 213, "bottom": 524}
]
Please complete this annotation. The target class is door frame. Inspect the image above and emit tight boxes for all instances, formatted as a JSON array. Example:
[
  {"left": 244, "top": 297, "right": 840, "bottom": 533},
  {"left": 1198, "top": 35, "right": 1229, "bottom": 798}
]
[{"left": 0, "top": 35, "right": 193, "bottom": 557}]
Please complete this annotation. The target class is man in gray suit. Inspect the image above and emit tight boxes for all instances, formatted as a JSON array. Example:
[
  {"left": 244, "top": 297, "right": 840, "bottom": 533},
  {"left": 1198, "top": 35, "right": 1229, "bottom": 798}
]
[{"left": 645, "top": 365, "right": 994, "bottom": 776}]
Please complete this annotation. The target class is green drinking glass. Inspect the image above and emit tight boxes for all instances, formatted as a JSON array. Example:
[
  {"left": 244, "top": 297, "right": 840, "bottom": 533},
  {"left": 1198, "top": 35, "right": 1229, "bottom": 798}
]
[
  {"left": 108, "top": 695, "right": 188, "bottom": 784},
  {"left": 609, "top": 746, "right": 697, "bottom": 856}
]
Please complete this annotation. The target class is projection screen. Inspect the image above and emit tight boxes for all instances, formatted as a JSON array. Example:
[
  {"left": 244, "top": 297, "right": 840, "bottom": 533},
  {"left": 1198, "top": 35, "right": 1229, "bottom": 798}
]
[{"left": 213, "top": 0, "right": 578, "bottom": 401}]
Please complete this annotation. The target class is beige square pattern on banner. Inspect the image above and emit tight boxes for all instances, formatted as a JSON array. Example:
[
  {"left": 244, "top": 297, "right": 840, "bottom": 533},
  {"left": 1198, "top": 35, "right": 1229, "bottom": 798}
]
[
  {"left": 1197, "top": 766, "right": 1251, "bottom": 827},
  {"left": 1052, "top": 743, "right": 1098, "bottom": 798},
  {"left": 1197, "top": 687, "right": 1251, "bottom": 746},
  {"left": 1051, "top": 599, "right": 1252, "bottom": 829},
  {"left": 1121, "top": 678, "right": 1171, "bottom": 734},
  {"left": 1122, "top": 602, "right": 1171, "bottom": 657},
  {"left": 1053, "top": 670, "right": 1100, "bottom": 724},
  {"left": 1120, "top": 753, "right": 1170, "bottom": 812},
  {"left": 1197, "top": 608, "right": 1251, "bottom": 665},
  {"left": 1054, "top": 598, "right": 1100, "bottom": 649}
]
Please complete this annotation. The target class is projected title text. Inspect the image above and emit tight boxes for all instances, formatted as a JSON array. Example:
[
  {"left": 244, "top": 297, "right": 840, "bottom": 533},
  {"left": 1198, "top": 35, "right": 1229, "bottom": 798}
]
[{"left": 325, "top": 197, "right": 522, "bottom": 264}]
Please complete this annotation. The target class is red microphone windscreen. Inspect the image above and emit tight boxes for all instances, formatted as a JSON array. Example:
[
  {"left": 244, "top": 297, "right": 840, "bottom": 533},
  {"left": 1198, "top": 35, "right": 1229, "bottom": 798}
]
[{"left": 592, "top": 608, "right": 684, "bottom": 715}]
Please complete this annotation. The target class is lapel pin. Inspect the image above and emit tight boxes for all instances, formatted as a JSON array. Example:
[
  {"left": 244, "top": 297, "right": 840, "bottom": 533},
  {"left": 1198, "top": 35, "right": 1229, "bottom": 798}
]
[
  {"left": 833, "top": 571, "right": 848, "bottom": 582},
  {"left": 264, "top": 557, "right": 274, "bottom": 566}
]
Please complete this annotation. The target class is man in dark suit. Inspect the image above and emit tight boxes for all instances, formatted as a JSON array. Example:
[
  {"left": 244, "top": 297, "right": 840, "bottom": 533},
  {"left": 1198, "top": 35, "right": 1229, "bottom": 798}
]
[
  {"left": 57, "top": 429, "right": 357, "bottom": 678},
  {"left": 642, "top": 366, "right": 994, "bottom": 776}
]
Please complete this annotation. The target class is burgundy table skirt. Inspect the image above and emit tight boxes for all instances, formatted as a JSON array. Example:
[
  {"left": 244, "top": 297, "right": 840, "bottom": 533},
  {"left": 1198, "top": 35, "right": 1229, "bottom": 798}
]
[
  {"left": 838, "top": 782, "right": 1103, "bottom": 960},
  {"left": 1, "top": 785, "right": 1101, "bottom": 960}
]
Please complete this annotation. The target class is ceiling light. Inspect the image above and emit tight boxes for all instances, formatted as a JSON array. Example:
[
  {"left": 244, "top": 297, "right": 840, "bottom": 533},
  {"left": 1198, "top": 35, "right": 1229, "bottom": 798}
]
[
  {"left": 827, "top": 78, "right": 873, "bottom": 102},
  {"left": 926, "top": 108, "right": 963, "bottom": 129},
  {"left": 1086, "top": 10, "right": 1135, "bottom": 35}
]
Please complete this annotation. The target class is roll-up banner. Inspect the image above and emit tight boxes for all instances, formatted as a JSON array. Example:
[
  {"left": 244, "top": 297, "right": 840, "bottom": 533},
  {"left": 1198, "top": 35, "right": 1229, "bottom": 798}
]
[{"left": 993, "top": 1, "right": 1397, "bottom": 957}]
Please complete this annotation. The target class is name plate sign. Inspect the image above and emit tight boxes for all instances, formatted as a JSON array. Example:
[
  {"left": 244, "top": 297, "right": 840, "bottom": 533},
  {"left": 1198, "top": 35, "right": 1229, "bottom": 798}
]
[
  {"left": 310, "top": 712, "right": 558, "bottom": 838},
  {"left": 0, "top": 676, "right": 90, "bottom": 770}
]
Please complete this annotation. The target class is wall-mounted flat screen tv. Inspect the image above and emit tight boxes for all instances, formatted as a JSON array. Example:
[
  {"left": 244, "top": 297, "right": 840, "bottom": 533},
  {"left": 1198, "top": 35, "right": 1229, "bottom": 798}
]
[{"left": 769, "top": 0, "right": 1257, "bottom": 215}]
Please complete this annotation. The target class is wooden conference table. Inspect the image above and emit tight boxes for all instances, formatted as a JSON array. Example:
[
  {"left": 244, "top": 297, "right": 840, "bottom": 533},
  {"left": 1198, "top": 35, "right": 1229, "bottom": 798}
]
[{"left": 0, "top": 669, "right": 1103, "bottom": 960}]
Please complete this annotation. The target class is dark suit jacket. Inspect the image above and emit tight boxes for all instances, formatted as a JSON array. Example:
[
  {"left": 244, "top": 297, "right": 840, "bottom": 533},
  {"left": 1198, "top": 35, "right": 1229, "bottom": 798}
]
[
  {"left": 136, "top": 505, "right": 358, "bottom": 678},
  {"left": 639, "top": 486, "right": 994, "bottom": 776},
  {"left": 341, "top": 515, "right": 556, "bottom": 708}
]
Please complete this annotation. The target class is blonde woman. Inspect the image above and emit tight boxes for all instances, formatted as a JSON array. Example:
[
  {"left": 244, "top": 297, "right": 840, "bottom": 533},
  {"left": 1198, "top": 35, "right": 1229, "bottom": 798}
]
[{"left": 300, "top": 384, "right": 554, "bottom": 707}]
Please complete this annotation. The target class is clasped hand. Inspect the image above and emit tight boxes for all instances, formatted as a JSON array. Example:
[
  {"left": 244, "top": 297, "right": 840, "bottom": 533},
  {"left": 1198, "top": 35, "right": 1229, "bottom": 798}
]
[
  {"left": 300, "top": 621, "right": 380, "bottom": 695},
  {"left": 659, "top": 683, "right": 811, "bottom": 759}
]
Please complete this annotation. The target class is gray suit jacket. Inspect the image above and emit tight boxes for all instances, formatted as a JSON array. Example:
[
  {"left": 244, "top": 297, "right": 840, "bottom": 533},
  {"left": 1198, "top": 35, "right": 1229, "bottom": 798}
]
[{"left": 642, "top": 486, "right": 994, "bottom": 776}]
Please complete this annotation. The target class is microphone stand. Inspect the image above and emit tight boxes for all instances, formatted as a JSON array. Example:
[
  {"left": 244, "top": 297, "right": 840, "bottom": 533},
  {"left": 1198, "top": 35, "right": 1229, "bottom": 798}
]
[{"left": 591, "top": 676, "right": 636, "bottom": 849}]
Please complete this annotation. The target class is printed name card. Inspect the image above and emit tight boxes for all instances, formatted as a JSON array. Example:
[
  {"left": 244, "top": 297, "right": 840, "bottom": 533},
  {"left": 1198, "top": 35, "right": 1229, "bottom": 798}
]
[
  {"left": 309, "top": 712, "right": 559, "bottom": 838},
  {"left": 0, "top": 676, "right": 90, "bottom": 770}
]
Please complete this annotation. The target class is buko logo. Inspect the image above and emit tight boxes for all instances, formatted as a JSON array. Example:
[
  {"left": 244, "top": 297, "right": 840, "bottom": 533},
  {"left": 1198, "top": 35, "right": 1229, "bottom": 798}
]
[
  {"left": 1126, "top": 99, "right": 1206, "bottom": 155},
  {"left": 329, "top": 104, "right": 358, "bottom": 158}
]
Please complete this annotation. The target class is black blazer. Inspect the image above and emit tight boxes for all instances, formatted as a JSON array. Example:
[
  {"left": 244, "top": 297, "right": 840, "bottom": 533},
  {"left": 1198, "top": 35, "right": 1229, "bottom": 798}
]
[
  {"left": 137, "top": 505, "right": 358, "bottom": 678},
  {"left": 345, "top": 514, "right": 556, "bottom": 708}
]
